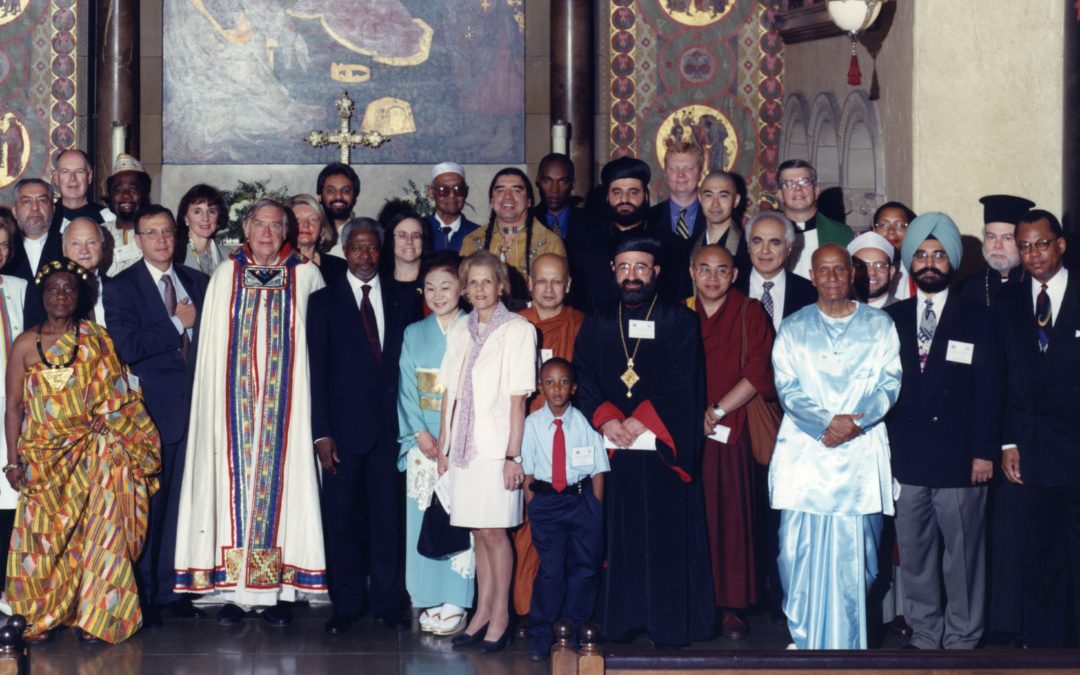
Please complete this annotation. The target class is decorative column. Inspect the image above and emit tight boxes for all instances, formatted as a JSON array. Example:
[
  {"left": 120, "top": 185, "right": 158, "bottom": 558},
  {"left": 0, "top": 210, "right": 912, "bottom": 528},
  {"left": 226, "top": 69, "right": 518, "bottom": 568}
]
[
  {"left": 1065, "top": 2, "right": 1079, "bottom": 244},
  {"left": 550, "top": 0, "right": 595, "bottom": 191},
  {"left": 92, "top": 0, "right": 139, "bottom": 196}
]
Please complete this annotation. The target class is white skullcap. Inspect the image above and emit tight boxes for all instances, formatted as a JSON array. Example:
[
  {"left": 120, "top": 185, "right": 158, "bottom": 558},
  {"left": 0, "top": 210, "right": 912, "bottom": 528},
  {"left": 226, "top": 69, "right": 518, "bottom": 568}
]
[
  {"left": 847, "top": 231, "right": 895, "bottom": 260},
  {"left": 431, "top": 162, "right": 465, "bottom": 182}
]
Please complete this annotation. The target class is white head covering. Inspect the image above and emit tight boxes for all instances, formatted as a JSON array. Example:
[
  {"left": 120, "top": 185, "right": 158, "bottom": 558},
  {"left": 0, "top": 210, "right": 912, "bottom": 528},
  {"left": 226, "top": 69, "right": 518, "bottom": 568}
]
[
  {"left": 847, "top": 231, "right": 895, "bottom": 260},
  {"left": 111, "top": 152, "right": 146, "bottom": 176},
  {"left": 431, "top": 162, "right": 465, "bottom": 182}
]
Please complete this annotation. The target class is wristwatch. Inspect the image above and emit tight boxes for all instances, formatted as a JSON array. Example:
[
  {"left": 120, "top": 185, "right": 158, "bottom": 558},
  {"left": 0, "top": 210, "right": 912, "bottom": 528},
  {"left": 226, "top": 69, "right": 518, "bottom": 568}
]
[
  {"left": 713, "top": 405, "right": 727, "bottom": 420},
  {"left": 505, "top": 455, "right": 522, "bottom": 464}
]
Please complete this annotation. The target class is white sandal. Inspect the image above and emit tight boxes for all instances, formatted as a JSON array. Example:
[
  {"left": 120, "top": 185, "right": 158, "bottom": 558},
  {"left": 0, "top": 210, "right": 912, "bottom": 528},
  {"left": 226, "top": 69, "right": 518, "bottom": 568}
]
[
  {"left": 419, "top": 607, "right": 440, "bottom": 632},
  {"left": 431, "top": 608, "right": 467, "bottom": 636}
]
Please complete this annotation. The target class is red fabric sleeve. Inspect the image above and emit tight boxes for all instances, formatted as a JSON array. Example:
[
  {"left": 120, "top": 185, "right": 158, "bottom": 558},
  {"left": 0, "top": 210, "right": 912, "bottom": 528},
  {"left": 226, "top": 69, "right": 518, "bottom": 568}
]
[
  {"left": 592, "top": 401, "right": 625, "bottom": 430},
  {"left": 631, "top": 400, "right": 692, "bottom": 483}
]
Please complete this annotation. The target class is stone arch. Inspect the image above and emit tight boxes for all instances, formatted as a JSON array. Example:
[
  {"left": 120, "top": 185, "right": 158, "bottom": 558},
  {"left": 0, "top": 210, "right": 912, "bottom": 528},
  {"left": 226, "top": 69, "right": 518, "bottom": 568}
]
[
  {"left": 839, "top": 90, "right": 885, "bottom": 230},
  {"left": 808, "top": 93, "right": 841, "bottom": 188},
  {"left": 780, "top": 93, "right": 811, "bottom": 170}
]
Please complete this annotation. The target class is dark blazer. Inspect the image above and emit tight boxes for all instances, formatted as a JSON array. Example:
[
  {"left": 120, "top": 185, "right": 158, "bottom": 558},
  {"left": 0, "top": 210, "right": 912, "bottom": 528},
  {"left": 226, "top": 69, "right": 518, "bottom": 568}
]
[
  {"left": 886, "top": 294, "right": 1001, "bottom": 488},
  {"left": 734, "top": 269, "right": 816, "bottom": 319},
  {"left": 534, "top": 204, "right": 593, "bottom": 243},
  {"left": 315, "top": 252, "right": 348, "bottom": 286},
  {"left": 425, "top": 214, "right": 480, "bottom": 253},
  {"left": 650, "top": 198, "right": 705, "bottom": 242},
  {"left": 994, "top": 272, "right": 1080, "bottom": 487},
  {"left": 4, "top": 224, "right": 64, "bottom": 283},
  {"left": 103, "top": 261, "right": 210, "bottom": 445},
  {"left": 308, "top": 275, "right": 421, "bottom": 456}
]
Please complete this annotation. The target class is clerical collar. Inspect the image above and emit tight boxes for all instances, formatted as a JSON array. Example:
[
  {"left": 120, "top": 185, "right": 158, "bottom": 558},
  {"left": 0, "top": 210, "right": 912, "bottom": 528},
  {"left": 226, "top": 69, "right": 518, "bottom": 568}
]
[{"left": 794, "top": 214, "right": 817, "bottom": 232}]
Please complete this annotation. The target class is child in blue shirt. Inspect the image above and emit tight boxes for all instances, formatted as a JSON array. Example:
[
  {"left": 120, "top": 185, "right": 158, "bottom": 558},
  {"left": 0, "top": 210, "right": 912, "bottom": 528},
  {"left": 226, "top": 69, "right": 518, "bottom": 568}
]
[{"left": 521, "top": 357, "right": 610, "bottom": 661}]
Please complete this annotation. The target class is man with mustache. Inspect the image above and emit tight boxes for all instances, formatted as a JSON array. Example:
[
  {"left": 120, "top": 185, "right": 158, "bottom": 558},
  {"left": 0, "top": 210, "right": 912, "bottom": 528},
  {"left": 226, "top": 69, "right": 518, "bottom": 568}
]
[
  {"left": 572, "top": 236, "right": 714, "bottom": 648},
  {"left": 6, "top": 178, "right": 64, "bottom": 327},
  {"left": 959, "top": 194, "right": 1035, "bottom": 308},
  {"left": 848, "top": 231, "right": 896, "bottom": 308},
  {"left": 102, "top": 153, "right": 152, "bottom": 276},
  {"left": 885, "top": 213, "right": 999, "bottom": 650},
  {"left": 317, "top": 162, "right": 360, "bottom": 258},
  {"left": 770, "top": 243, "right": 901, "bottom": 649},
  {"left": 425, "top": 162, "right": 478, "bottom": 253}
]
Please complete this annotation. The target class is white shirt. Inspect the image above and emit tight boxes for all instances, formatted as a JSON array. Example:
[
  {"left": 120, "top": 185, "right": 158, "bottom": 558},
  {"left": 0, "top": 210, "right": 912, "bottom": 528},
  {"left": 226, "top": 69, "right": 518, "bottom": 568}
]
[
  {"left": 749, "top": 267, "right": 787, "bottom": 333},
  {"left": 23, "top": 234, "right": 47, "bottom": 274},
  {"left": 144, "top": 260, "right": 192, "bottom": 338},
  {"left": 1030, "top": 266, "right": 1068, "bottom": 326},
  {"left": 789, "top": 224, "right": 819, "bottom": 280},
  {"left": 914, "top": 287, "right": 949, "bottom": 347},
  {"left": 94, "top": 275, "right": 106, "bottom": 327},
  {"left": 434, "top": 214, "right": 463, "bottom": 235},
  {"left": 347, "top": 271, "right": 384, "bottom": 346}
]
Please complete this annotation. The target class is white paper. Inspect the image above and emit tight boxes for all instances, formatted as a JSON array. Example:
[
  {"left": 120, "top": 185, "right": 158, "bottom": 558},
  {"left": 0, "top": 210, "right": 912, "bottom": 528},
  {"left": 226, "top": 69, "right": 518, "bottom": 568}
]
[
  {"left": 607, "top": 429, "right": 657, "bottom": 451},
  {"left": 434, "top": 473, "right": 452, "bottom": 513},
  {"left": 708, "top": 424, "right": 731, "bottom": 443},
  {"left": 945, "top": 340, "right": 974, "bottom": 365},
  {"left": 540, "top": 348, "right": 554, "bottom": 363},
  {"left": 628, "top": 320, "right": 655, "bottom": 340}
]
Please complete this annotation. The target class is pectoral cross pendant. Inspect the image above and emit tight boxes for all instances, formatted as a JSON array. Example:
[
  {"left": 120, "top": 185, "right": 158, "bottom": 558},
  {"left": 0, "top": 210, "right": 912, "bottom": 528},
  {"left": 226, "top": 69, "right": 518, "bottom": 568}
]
[{"left": 620, "top": 358, "right": 639, "bottom": 398}]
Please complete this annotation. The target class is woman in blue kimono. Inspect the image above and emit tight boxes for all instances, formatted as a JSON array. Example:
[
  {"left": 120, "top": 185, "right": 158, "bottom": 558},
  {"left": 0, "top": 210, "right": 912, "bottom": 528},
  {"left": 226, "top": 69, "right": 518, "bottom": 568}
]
[{"left": 398, "top": 251, "right": 475, "bottom": 635}]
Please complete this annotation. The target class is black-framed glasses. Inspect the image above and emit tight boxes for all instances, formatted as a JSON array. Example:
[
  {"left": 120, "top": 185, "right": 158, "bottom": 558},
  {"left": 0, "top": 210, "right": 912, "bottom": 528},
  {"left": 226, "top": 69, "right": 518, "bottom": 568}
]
[
  {"left": 1018, "top": 238, "right": 1058, "bottom": 254},
  {"left": 433, "top": 184, "right": 468, "bottom": 197}
]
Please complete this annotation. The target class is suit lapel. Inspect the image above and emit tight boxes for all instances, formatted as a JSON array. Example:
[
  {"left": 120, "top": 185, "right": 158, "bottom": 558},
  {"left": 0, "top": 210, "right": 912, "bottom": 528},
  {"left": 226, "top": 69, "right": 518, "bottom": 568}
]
[
  {"left": 1044, "top": 274, "right": 1080, "bottom": 365},
  {"left": 891, "top": 303, "right": 921, "bottom": 387},
  {"left": 136, "top": 262, "right": 174, "bottom": 326}
]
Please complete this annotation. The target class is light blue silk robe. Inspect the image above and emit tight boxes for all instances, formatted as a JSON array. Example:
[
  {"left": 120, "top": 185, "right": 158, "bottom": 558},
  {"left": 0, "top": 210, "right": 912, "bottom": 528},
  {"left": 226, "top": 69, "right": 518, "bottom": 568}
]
[
  {"left": 769, "top": 302, "right": 901, "bottom": 649},
  {"left": 397, "top": 311, "right": 475, "bottom": 609}
]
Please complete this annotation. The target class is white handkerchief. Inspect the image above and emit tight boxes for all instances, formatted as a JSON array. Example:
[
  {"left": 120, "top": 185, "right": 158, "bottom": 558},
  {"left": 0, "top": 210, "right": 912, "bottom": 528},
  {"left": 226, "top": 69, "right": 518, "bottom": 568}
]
[
  {"left": 607, "top": 429, "right": 657, "bottom": 451},
  {"left": 708, "top": 424, "right": 731, "bottom": 443}
]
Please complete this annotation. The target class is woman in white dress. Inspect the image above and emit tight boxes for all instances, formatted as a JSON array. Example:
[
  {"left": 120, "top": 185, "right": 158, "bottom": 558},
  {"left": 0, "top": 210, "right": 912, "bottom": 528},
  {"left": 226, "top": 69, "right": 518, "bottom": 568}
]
[{"left": 438, "top": 251, "right": 536, "bottom": 652}]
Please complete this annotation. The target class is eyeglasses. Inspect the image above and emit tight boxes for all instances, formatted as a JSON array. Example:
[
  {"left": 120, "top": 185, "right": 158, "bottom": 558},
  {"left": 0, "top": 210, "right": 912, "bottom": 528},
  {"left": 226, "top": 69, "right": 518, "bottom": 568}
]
[
  {"left": 912, "top": 250, "right": 949, "bottom": 262},
  {"left": 694, "top": 265, "right": 731, "bottom": 277},
  {"left": 137, "top": 228, "right": 176, "bottom": 239},
  {"left": 874, "top": 222, "right": 909, "bottom": 233},
  {"left": 852, "top": 259, "right": 891, "bottom": 271},
  {"left": 780, "top": 177, "right": 814, "bottom": 190},
  {"left": 394, "top": 231, "right": 423, "bottom": 242},
  {"left": 614, "top": 262, "right": 653, "bottom": 275},
  {"left": 1018, "top": 238, "right": 1058, "bottom": 254},
  {"left": 433, "top": 184, "right": 468, "bottom": 197}
]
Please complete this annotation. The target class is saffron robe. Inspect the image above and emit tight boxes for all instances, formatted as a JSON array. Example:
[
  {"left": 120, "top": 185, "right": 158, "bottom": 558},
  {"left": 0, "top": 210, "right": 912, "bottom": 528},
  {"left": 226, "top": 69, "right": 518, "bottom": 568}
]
[
  {"left": 573, "top": 297, "right": 715, "bottom": 644},
  {"left": 173, "top": 249, "right": 327, "bottom": 606}
]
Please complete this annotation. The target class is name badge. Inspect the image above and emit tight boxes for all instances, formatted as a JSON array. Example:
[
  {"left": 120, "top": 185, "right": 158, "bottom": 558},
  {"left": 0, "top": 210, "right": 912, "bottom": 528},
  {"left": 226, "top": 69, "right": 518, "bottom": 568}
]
[
  {"left": 1075, "top": 330, "right": 1080, "bottom": 338},
  {"left": 628, "top": 320, "right": 655, "bottom": 340},
  {"left": 818, "top": 352, "right": 844, "bottom": 377},
  {"left": 540, "top": 348, "right": 554, "bottom": 364},
  {"left": 708, "top": 424, "right": 731, "bottom": 443},
  {"left": 945, "top": 340, "right": 974, "bottom": 365},
  {"left": 127, "top": 372, "right": 141, "bottom": 392},
  {"left": 571, "top": 446, "right": 594, "bottom": 469}
]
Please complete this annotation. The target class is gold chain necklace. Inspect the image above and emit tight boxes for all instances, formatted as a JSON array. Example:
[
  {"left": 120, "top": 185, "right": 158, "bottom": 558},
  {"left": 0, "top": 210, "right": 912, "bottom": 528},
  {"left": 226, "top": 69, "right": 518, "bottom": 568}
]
[{"left": 617, "top": 294, "right": 658, "bottom": 398}]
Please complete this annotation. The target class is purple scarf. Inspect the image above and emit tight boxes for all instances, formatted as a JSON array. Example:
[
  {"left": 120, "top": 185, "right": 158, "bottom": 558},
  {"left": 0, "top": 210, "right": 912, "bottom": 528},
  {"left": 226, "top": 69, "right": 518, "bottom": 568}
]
[{"left": 450, "top": 302, "right": 517, "bottom": 469}]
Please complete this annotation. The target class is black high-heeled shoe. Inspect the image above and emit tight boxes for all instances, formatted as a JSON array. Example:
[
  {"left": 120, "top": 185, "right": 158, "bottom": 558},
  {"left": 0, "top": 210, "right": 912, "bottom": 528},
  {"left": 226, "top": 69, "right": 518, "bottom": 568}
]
[
  {"left": 479, "top": 627, "right": 512, "bottom": 653},
  {"left": 451, "top": 622, "right": 488, "bottom": 648}
]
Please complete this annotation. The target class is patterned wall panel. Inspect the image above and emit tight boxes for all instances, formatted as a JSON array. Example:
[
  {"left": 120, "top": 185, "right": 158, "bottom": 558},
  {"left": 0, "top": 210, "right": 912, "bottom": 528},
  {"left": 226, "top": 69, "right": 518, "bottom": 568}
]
[
  {"left": 608, "top": 0, "right": 782, "bottom": 210},
  {"left": 0, "top": 0, "right": 78, "bottom": 205}
]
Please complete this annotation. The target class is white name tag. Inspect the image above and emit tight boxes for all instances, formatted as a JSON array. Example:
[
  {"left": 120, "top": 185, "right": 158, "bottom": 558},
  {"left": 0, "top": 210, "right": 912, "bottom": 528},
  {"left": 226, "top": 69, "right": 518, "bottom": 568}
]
[
  {"left": 1075, "top": 330, "right": 1080, "bottom": 338},
  {"left": 127, "top": 372, "right": 141, "bottom": 392},
  {"left": 540, "top": 348, "right": 554, "bottom": 364},
  {"left": 628, "top": 320, "right": 655, "bottom": 340},
  {"left": 818, "top": 352, "right": 844, "bottom": 377},
  {"left": 945, "top": 340, "right": 974, "bottom": 365},
  {"left": 708, "top": 424, "right": 731, "bottom": 443},
  {"left": 571, "top": 446, "right": 594, "bottom": 469}
]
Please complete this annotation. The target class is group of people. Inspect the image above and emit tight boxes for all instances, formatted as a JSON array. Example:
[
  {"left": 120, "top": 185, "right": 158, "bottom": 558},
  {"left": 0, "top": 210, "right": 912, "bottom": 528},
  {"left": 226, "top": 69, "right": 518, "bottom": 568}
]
[{"left": 0, "top": 142, "right": 1075, "bottom": 661}]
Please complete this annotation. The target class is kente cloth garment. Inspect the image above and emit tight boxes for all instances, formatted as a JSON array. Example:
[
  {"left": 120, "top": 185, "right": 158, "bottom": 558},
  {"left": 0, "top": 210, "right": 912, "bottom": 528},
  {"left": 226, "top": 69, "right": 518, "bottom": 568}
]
[
  {"left": 6, "top": 321, "right": 161, "bottom": 643},
  {"left": 396, "top": 311, "right": 475, "bottom": 609},
  {"left": 173, "top": 246, "right": 328, "bottom": 606}
]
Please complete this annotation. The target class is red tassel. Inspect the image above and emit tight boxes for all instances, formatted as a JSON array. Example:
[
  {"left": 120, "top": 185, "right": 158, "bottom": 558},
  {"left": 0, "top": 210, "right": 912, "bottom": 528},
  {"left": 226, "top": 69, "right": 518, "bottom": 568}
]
[{"left": 847, "top": 53, "right": 862, "bottom": 86}]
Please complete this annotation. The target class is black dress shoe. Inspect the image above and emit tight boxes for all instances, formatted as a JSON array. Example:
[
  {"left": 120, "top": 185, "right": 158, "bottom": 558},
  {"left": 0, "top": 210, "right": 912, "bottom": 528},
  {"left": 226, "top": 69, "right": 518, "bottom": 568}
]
[
  {"left": 142, "top": 606, "right": 164, "bottom": 629},
  {"left": 374, "top": 607, "right": 410, "bottom": 632},
  {"left": 167, "top": 597, "right": 206, "bottom": 619},
  {"left": 479, "top": 627, "right": 512, "bottom": 653},
  {"left": 324, "top": 614, "right": 355, "bottom": 635},
  {"left": 514, "top": 615, "right": 530, "bottom": 638},
  {"left": 216, "top": 603, "right": 247, "bottom": 626},
  {"left": 451, "top": 623, "right": 488, "bottom": 648},
  {"left": 262, "top": 603, "right": 292, "bottom": 627}
]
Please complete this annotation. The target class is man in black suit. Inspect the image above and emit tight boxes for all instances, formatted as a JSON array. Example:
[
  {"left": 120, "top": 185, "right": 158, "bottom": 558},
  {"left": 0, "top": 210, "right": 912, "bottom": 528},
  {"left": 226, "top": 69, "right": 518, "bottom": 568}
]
[
  {"left": 997, "top": 209, "right": 1080, "bottom": 648},
  {"left": 425, "top": 162, "right": 480, "bottom": 253},
  {"left": 6, "top": 178, "right": 64, "bottom": 327},
  {"left": 649, "top": 140, "right": 704, "bottom": 243},
  {"left": 308, "top": 218, "right": 420, "bottom": 635},
  {"left": 104, "top": 204, "right": 210, "bottom": 626},
  {"left": 534, "top": 153, "right": 589, "bottom": 240},
  {"left": 885, "top": 212, "right": 998, "bottom": 649},
  {"left": 63, "top": 217, "right": 109, "bottom": 325}
]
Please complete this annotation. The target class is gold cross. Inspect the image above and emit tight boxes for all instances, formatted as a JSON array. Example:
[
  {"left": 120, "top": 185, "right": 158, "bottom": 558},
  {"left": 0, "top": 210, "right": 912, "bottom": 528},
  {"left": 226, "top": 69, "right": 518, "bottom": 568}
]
[{"left": 303, "top": 90, "right": 389, "bottom": 164}]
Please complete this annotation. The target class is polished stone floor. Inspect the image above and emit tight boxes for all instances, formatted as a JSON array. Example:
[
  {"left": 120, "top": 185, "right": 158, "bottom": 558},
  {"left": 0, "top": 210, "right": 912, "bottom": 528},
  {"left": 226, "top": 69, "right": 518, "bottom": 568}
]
[{"left": 20, "top": 604, "right": 905, "bottom": 674}]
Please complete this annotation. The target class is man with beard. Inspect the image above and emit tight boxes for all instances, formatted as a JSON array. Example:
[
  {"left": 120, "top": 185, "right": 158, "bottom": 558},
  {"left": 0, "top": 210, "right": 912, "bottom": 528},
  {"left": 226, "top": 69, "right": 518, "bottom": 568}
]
[
  {"left": 770, "top": 244, "right": 901, "bottom": 649},
  {"left": 51, "top": 149, "right": 106, "bottom": 228},
  {"left": 317, "top": 162, "right": 360, "bottom": 258},
  {"left": 425, "top": 162, "right": 479, "bottom": 252},
  {"left": 572, "top": 236, "right": 714, "bottom": 647},
  {"left": 102, "top": 153, "right": 152, "bottom": 276},
  {"left": 847, "top": 231, "right": 896, "bottom": 308},
  {"left": 569, "top": 157, "right": 687, "bottom": 312},
  {"left": 63, "top": 217, "right": 109, "bottom": 325},
  {"left": 885, "top": 213, "right": 998, "bottom": 649},
  {"left": 960, "top": 194, "right": 1035, "bottom": 308},
  {"left": 6, "top": 178, "right": 64, "bottom": 326}
]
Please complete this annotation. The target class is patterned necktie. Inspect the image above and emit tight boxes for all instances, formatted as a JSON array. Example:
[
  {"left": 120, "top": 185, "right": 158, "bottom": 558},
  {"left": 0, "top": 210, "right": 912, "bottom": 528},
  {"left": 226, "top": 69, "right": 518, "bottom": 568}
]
[
  {"left": 552, "top": 418, "right": 567, "bottom": 492},
  {"left": 676, "top": 208, "right": 690, "bottom": 239},
  {"left": 162, "top": 275, "right": 190, "bottom": 361},
  {"left": 360, "top": 284, "right": 382, "bottom": 364},
  {"left": 918, "top": 298, "right": 936, "bottom": 372},
  {"left": 761, "top": 281, "right": 775, "bottom": 320},
  {"left": 1036, "top": 283, "right": 1052, "bottom": 353}
]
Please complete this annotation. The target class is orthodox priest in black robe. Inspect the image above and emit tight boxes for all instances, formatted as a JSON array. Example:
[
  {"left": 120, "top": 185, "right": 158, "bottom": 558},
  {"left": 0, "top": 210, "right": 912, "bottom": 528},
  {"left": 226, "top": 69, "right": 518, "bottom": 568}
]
[{"left": 573, "top": 236, "right": 715, "bottom": 647}]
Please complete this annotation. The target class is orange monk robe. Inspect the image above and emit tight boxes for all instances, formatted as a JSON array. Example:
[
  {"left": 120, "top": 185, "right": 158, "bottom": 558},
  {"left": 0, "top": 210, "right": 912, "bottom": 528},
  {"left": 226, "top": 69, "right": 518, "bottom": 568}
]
[{"left": 512, "top": 304, "right": 586, "bottom": 617}]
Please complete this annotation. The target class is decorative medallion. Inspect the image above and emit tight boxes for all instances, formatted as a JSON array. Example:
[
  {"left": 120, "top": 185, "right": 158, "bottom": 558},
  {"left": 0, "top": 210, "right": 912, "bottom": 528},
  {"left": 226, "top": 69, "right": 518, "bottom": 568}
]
[
  {"left": 656, "top": 105, "right": 738, "bottom": 174},
  {"left": 659, "top": 0, "right": 735, "bottom": 27}
]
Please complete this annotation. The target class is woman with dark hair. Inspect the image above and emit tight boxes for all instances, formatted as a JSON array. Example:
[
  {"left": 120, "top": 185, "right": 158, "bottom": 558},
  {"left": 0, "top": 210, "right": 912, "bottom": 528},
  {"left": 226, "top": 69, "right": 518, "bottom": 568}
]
[
  {"left": 286, "top": 194, "right": 347, "bottom": 285},
  {"left": 379, "top": 203, "right": 431, "bottom": 300},
  {"left": 4, "top": 259, "right": 160, "bottom": 644},
  {"left": 872, "top": 201, "right": 918, "bottom": 300},
  {"left": 176, "top": 184, "right": 230, "bottom": 275},
  {"left": 460, "top": 168, "right": 565, "bottom": 304}
]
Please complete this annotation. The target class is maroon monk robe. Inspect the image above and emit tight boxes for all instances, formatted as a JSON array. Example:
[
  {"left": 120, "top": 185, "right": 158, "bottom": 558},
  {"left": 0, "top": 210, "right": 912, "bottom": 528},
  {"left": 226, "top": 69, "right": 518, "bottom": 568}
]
[{"left": 693, "top": 288, "right": 776, "bottom": 609}]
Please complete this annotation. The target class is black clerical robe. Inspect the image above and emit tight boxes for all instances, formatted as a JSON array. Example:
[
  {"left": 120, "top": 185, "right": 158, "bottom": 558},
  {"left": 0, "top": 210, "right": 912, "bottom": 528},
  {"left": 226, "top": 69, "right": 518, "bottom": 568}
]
[{"left": 573, "top": 296, "right": 715, "bottom": 645}]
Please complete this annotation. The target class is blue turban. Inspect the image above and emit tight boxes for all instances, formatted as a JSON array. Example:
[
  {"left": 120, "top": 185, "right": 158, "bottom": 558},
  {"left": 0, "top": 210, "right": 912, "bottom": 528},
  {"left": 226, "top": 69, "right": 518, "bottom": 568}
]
[{"left": 900, "top": 211, "right": 962, "bottom": 271}]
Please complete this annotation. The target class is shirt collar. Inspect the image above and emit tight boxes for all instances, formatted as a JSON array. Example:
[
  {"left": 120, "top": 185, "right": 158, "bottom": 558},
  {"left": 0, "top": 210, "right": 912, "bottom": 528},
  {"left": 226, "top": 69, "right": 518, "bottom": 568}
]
[
  {"left": 1033, "top": 265, "right": 1068, "bottom": 293},
  {"left": 434, "top": 214, "right": 462, "bottom": 233},
  {"left": 916, "top": 286, "right": 949, "bottom": 309},
  {"left": 751, "top": 267, "right": 786, "bottom": 292},
  {"left": 143, "top": 259, "right": 175, "bottom": 284},
  {"left": 535, "top": 403, "right": 578, "bottom": 430},
  {"left": 669, "top": 198, "right": 699, "bottom": 223},
  {"left": 348, "top": 270, "right": 381, "bottom": 294}
]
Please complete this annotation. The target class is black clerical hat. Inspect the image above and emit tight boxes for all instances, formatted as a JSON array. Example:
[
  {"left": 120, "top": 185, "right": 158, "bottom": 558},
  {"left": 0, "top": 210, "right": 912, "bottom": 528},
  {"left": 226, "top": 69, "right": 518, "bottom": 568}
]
[
  {"left": 601, "top": 156, "right": 651, "bottom": 188},
  {"left": 611, "top": 235, "right": 662, "bottom": 260},
  {"left": 979, "top": 194, "right": 1036, "bottom": 225}
]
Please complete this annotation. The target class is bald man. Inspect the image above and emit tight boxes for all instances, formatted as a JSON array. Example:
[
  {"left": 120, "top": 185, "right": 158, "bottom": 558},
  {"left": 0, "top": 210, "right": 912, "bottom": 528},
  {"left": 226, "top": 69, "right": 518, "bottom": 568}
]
[
  {"left": 512, "top": 252, "right": 585, "bottom": 632},
  {"left": 63, "top": 216, "right": 108, "bottom": 325},
  {"left": 770, "top": 243, "right": 901, "bottom": 649}
]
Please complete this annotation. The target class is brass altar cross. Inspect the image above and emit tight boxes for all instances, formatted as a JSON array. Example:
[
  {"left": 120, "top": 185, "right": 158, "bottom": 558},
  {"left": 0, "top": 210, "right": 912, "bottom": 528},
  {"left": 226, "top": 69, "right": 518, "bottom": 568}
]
[{"left": 303, "top": 90, "right": 389, "bottom": 163}]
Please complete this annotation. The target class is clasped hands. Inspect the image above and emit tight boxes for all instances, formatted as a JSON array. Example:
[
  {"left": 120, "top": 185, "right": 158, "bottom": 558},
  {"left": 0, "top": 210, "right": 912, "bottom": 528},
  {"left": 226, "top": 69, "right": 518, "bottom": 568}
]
[
  {"left": 821, "top": 413, "right": 864, "bottom": 448},
  {"left": 600, "top": 416, "right": 647, "bottom": 449}
]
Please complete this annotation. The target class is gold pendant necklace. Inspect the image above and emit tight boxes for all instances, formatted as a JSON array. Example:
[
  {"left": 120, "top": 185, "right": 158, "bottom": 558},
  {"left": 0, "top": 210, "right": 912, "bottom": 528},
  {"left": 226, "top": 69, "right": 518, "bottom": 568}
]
[
  {"left": 617, "top": 294, "right": 658, "bottom": 398},
  {"left": 36, "top": 321, "right": 80, "bottom": 391}
]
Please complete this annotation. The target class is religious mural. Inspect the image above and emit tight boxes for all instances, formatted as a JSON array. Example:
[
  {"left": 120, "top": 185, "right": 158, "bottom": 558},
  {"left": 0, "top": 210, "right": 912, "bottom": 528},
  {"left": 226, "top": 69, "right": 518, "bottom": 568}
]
[
  {"left": 0, "top": 0, "right": 78, "bottom": 203},
  {"left": 163, "top": 0, "right": 525, "bottom": 165},
  {"left": 609, "top": 0, "right": 783, "bottom": 211}
]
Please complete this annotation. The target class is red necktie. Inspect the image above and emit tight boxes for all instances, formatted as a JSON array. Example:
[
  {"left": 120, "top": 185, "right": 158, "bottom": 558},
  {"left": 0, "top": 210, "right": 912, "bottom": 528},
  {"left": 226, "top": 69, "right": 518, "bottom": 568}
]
[
  {"left": 360, "top": 284, "right": 381, "bottom": 364},
  {"left": 552, "top": 418, "right": 567, "bottom": 492}
]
